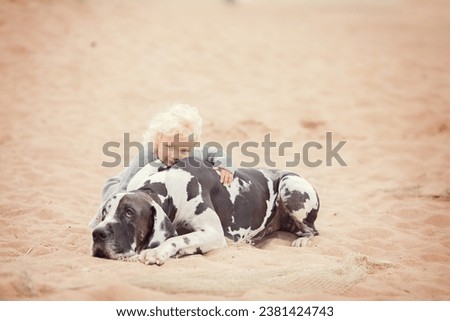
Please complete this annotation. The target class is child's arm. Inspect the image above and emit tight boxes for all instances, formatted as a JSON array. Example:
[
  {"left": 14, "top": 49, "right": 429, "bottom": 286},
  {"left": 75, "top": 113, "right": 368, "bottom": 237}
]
[{"left": 194, "top": 145, "right": 235, "bottom": 185}]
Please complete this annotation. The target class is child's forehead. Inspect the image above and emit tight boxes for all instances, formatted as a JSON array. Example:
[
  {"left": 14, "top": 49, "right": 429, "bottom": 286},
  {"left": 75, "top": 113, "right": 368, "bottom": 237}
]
[{"left": 158, "top": 133, "right": 189, "bottom": 142}]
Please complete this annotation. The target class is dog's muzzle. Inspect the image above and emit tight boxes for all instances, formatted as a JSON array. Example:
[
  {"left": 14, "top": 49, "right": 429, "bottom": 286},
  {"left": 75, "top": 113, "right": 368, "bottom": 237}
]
[{"left": 92, "top": 225, "right": 113, "bottom": 258}]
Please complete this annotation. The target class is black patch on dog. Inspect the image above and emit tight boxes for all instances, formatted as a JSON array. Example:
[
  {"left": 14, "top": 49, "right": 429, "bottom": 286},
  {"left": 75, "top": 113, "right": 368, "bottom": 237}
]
[
  {"left": 186, "top": 177, "right": 199, "bottom": 201},
  {"left": 195, "top": 202, "right": 208, "bottom": 215},
  {"left": 162, "top": 196, "right": 177, "bottom": 221},
  {"left": 285, "top": 189, "right": 310, "bottom": 211},
  {"left": 194, "top": 247, "right": 203, "bottom": 254},
  {"left": 183, "top": 237, "right": 190, "bottom": 245},
  {"left": 303, "top": 192, "right": 320, "bottom": 235},
  {"left": 149, "top": 241, "right": 160, "bottom": 248},
  {"left": 141, "top": 181, "right": 168, "bottom": 197},
  {"left": 161, "top": 218, "right": 177, "bottom": 239}
]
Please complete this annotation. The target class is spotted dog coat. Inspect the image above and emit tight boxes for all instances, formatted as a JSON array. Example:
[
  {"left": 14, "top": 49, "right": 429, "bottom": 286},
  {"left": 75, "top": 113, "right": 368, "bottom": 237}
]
[{"left": 91, "top": 158, "right": 319, "bottom": 265}]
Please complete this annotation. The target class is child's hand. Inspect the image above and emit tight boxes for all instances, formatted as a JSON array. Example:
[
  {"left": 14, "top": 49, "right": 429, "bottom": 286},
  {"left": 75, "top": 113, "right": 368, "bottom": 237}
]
[{"left": 218, "top": 168, "right": 233, "bottom": 186}]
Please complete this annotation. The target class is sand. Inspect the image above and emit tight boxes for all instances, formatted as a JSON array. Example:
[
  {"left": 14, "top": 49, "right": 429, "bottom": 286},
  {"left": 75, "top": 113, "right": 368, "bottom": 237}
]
[{"left": 0, "top": 0, "right": 449, "bottom": 300}]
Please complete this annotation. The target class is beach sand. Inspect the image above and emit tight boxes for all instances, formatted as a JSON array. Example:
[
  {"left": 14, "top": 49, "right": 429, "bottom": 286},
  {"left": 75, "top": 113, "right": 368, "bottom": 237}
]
[{"left": 0, "top": 0, "right": 449, "bottom": 300}]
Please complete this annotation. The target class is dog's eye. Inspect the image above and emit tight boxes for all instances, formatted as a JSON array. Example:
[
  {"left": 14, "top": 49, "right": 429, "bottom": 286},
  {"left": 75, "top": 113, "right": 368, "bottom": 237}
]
[{"left": 125, "top": 208, "right": 135, "bottom": 218}]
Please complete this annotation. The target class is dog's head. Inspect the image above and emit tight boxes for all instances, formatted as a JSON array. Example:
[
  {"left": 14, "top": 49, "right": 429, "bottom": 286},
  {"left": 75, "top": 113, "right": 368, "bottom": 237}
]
[{"left": 91, "top": 191, "right": 177, "bottom": 260}]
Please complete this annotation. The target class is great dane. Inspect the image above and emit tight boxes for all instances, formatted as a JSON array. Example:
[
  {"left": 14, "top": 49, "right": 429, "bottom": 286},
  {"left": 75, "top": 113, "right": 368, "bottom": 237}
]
[{"left": 91, "top": 158, "right": 319, "bottom": 265}]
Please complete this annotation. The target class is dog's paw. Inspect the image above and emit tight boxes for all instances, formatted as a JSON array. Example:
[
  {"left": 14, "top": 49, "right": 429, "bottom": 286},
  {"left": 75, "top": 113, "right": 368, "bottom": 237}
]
[
  {"left": 291, "top": 237, "right": 311, "bottom": 248},
  {"left": 139, "top": 249, "right": 169, "bottom": 265}
]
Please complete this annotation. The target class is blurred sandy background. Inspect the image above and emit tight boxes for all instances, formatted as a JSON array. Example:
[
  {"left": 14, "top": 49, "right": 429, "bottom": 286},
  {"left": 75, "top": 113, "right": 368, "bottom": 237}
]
[{"left": 0, "top": 0, "right": 449, "bottom": 300}]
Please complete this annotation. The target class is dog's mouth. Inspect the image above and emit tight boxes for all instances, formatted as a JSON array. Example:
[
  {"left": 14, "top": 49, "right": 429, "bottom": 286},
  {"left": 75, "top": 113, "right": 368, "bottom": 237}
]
[
  {"left": 92, "top": 243, "right": 137, "bottom": 261},
  {"left": 93, "top": 248, "right": 107, "bottom": 258},
  {"left": 92, "top": 243, "right": 113, "bottom": 259}
]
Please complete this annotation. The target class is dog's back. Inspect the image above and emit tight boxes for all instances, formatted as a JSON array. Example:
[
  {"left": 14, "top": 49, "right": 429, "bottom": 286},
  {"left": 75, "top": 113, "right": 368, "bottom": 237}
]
[{"left": 171, "top": 158, "right": 317, "bottom": 242}]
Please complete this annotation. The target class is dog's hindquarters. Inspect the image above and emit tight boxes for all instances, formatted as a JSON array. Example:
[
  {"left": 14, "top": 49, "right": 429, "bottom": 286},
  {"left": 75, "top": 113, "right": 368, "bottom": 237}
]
[{"left": 277, "top": 174, "right": 320, "bottom": 247}]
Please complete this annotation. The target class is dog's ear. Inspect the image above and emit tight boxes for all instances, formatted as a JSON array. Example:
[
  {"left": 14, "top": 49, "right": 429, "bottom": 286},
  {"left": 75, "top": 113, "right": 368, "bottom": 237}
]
[
  {"left": 146, "top": 204, "right": 177, "bottom": 249},
  {"left": 146, "top": 205, "right": 157, "bottom": 242},
  {"left": 135, "top": 204, "right": 156, "bottom": 253}
]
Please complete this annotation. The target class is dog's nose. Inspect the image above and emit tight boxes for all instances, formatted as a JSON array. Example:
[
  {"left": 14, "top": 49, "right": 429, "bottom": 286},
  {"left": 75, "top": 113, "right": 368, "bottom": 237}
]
[{"left": 92, "top": 226, "right": 111, "bottom": 242}]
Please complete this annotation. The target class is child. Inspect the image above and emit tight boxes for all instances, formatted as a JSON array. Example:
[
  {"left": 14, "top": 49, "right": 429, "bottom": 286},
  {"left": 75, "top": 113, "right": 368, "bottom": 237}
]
[{"left": 90, "top": 104, "right": 234, "bottom": 228}]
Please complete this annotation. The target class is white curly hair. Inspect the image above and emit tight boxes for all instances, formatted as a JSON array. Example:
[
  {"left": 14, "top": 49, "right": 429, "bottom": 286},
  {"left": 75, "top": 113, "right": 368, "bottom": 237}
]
[{"left": 143, "top": 104, "right": 203, "bottom": 150}]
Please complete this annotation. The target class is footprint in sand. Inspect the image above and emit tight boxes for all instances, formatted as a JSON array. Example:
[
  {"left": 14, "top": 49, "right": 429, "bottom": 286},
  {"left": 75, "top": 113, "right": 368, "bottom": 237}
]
[{"left": 300, "top": 120, "right": 326, "bottom": 131}]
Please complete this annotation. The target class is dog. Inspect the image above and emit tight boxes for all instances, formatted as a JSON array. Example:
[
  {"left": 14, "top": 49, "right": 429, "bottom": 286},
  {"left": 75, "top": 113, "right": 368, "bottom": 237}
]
[{"left": 91, "top": 157, "right": 319, "bottom": 265}]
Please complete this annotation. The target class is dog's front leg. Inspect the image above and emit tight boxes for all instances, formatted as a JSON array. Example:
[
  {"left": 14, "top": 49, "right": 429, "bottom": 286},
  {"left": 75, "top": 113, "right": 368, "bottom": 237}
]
[{"left": 139, "top": 210, "right": 226, "bottom": 265}]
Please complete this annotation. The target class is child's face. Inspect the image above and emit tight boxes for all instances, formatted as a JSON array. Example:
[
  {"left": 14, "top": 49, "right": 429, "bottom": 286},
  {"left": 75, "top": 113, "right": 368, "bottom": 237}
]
[{"left": 156, "top": 134, "right": 196, "bottom": 166}]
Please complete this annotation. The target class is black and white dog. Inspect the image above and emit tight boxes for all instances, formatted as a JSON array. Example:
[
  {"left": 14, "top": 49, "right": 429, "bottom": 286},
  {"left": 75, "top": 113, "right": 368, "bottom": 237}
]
[{"left": 91, "top": 158, "right": 319, "bottom": 265}]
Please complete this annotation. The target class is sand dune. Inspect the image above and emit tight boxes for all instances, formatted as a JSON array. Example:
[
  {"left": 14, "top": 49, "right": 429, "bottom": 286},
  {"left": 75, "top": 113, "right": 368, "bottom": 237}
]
[{"left": 0, "top": 0, "right": 449, "bottom": 300}]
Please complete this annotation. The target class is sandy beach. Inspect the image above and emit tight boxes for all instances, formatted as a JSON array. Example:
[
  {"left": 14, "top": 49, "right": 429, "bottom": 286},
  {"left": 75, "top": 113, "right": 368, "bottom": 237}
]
[{"left": 0, "top": 0, "right": 449, "bottom": 300}]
